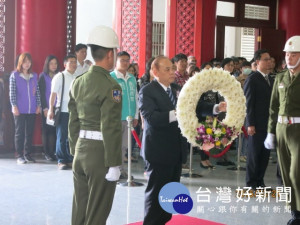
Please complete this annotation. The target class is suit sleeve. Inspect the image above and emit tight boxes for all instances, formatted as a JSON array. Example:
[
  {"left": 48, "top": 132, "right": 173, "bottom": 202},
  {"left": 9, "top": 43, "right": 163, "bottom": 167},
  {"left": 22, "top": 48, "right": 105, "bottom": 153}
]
[
  {"left": 100, "top": 84, "right": 122, "bottom": 167},
  {"left": 68, "top": 82, "right": 80, "bottom": 156},
  {"left": 268, "top": 76, "right": 280, "bottom": 134},
  {"left": 139, "top": 87, "right": 170, "bottom": 128},
  {"left": 195, "top": 98, "right": 215, "bottom": 120},
  {"left": 244, "top": 76, "right": 256, "bottom": 127}
]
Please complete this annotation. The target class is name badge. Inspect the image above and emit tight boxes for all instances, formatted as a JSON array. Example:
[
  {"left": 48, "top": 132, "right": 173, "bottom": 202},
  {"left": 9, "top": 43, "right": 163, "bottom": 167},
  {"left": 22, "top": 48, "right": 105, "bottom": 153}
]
[{"left": 278, "top": 83, "right": 284, "bottom": 89}]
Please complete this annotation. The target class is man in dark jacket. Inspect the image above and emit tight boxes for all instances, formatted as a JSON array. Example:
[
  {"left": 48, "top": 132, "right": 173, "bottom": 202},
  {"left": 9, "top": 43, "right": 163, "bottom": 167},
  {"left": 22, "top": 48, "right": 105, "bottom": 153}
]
[{"left": 244, "top": 49, "right": 273, "bottom": 190}]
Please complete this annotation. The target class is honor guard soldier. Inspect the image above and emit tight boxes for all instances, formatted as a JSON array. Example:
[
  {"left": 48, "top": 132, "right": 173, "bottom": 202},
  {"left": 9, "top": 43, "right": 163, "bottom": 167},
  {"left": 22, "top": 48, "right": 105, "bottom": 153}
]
[
  {"left": 265, "top": 35, "right": 300, "bottom": 225},
  {"left": 68, "top": 25, "right": 122, "bottom": 225}
]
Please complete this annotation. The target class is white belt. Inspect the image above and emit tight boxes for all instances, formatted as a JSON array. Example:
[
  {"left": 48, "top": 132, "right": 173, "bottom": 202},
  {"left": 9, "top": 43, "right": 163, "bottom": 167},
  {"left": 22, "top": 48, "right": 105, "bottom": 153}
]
[
  {"left": 278, "top": 116, "right": 300, "bottom": 124},
  {"left": 79, "top": 130, "right": 103, "bottom": 140}
]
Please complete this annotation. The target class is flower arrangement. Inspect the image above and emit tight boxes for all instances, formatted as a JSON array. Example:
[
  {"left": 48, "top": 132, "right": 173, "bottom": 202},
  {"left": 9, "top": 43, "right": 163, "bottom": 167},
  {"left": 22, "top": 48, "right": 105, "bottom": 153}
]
[
  {"left": 176, "top": 68, "right": 246, "bottom": 151},
  {"left": 196, "top": 116, "right": 237, "bottom": 151}
]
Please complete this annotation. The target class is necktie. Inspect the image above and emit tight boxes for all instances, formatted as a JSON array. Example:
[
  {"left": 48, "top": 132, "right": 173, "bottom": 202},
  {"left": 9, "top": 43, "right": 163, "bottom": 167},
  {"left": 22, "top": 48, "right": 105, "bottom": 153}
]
[
  {"left": 166, "top": 88, "right": 176, "bottom": 107},
  {"left": 265, "top": 75, "right": 270, "bottom": 86}
]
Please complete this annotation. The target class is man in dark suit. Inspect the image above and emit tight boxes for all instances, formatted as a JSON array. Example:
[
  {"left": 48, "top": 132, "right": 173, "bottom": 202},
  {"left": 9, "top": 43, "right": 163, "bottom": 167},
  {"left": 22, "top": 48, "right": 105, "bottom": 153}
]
[
  {"left": 139, "top": 56, "right": 226, "bottom": 225},
  {"left": 244, "top": 49, "right": 274, "bottom": 189},
  {"left": 139, "top": 56, "right": 184, "bottom": 225}
]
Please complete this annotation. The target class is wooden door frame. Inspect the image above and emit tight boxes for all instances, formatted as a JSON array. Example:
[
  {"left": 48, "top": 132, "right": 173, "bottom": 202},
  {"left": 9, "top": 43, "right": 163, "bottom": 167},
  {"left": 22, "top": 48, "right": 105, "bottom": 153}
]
[{"left": 215, "top": 0, "right": 277, "bottom": 60}]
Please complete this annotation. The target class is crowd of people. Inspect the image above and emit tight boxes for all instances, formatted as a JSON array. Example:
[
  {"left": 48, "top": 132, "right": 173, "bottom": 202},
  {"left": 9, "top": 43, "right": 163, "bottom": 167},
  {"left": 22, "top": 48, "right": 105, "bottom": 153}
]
[
  {"left": 5, "top": 27, "right": 300, "bottom": 225},
  {"left": 9, "top": 44, "right": 92, "bottom": 169}
]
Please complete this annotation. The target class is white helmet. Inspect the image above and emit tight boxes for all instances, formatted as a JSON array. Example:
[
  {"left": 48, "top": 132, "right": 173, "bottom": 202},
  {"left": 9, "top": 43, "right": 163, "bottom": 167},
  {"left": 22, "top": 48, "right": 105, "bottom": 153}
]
[
  {"left": 283, "top": 35, "right": 300, "bottom": 52},
  {"left": 87, "top": 25, "right": 119, "bottom": 48}
]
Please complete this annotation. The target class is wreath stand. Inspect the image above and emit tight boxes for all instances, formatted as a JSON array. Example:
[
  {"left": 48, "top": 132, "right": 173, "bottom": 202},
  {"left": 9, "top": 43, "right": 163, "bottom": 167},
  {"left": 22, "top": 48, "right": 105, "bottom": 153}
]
[
  {"left": 181, "top": 144, "right": 203, "bottom": 178},
  {"left": 227, "top": 133, "right": 246, "bottom": 171},
  {"left": 119, "top": 116, "right": 143, "bottom": 187}
]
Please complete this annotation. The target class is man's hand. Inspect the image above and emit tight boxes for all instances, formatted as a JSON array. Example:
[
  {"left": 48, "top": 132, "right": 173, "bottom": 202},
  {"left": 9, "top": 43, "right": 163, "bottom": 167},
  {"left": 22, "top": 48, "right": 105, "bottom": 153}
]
[
  {"left": 264, "top": 133, "right": 275, "bottom": 149},
  {"left": 36, "top": 106, "right": 41, "bottom": 114},
  {"left": 218, "top": 102, "right": 227, "bottom": 112},
  {"left": 247, "top": 126, "right": 256, "bottom": 136},
  {"left": 133, "top": 119, "right": 139, "bottom": 127},
  {"left": 48, "top": 108, "right": 54, "bottom": 120},
  {"left": 12, "top": 106, "right": 20, "bottom": 116},
  {"left": 105, "top": 166, "right": 121, "bottom": 181}
]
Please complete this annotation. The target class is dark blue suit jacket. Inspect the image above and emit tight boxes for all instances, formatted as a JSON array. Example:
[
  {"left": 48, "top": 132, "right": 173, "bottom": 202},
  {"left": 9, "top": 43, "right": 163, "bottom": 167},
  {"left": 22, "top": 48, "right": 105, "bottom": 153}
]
[
  {"left": 244, "top": 71, "right": 274, "bottom": 131},
  {"left": 138, "top": 80, "right": 186, "bottom": 166}
]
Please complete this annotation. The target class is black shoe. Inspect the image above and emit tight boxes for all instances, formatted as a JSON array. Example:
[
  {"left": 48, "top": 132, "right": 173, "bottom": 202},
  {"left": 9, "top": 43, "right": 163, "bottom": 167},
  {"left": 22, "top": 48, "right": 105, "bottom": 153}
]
[
  {"left": 287, "top": 218, "right": 300, "bottom": 225},
  {"left": 257, "top": 183, "right": 273, "bottom": 191},
  {"left": 200, "top": 162, "right": 209, "bottom": 169},
  {"left": 292, "top": 211, "right": 300, "bottom": 219},
  {"left": 17, "top": 157, "right": 27, "bottom": 164},
  {"left": 24, "top": 154, "right": 36, "bottom": 163},
  {"left": 226, "top": 161, "right": 235, "bottom": 166},
  {"left": 208, "top": 165, "right": 216, "bottom": 169},
  {"left": 45, "top": 154, "right": 56, "bottom": 161},
  {"left": 216, "top": 161, "right": 230, "bottom": 166}
]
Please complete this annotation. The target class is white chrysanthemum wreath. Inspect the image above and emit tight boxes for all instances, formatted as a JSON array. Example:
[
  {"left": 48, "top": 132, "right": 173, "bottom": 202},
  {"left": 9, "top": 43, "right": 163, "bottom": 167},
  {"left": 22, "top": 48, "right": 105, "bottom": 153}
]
[{"left": 176, "top": 68, "right": 246, "bottom": 150}]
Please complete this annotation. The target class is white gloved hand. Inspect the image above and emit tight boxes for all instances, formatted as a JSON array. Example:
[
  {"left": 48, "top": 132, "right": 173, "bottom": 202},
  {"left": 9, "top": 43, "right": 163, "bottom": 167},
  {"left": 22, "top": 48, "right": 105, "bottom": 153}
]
[
  {"left": 264, "top": 133, "right": 275, "bottom": 149},
  {"left": 105, "top": 166, "right": 121, "bottom": 181}
]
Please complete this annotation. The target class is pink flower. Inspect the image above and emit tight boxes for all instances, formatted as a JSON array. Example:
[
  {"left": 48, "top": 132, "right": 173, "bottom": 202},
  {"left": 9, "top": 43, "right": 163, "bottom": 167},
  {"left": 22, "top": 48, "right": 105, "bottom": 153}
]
[
  {"left": 221, "top": 137, "right": 229, "bottom": 146},
  {"left": 202, "top": 142, "right": 215, "bottom": 151}
]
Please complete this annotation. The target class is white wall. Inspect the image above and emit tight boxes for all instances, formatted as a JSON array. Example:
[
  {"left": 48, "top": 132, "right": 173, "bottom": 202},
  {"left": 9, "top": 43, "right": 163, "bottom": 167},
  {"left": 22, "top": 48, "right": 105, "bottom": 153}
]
[
  {"left": 76, "top": 0, "right": 166, "bottom": 60},
  {"left": 153, "top": 0, "right": 166, "bottom": 22},
  {"left": 224, "top": 26, "right": 241, "bottom": 58},
  {"left": 76, "top": 0, "right": 114, "bottom": 61}
]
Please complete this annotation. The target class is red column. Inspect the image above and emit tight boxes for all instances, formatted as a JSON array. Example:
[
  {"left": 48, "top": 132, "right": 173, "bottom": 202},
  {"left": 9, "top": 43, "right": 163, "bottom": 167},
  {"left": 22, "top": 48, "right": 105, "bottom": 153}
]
[
  {"left": 139, "top": 0, "right": 153, "bottom": 77},
  {"left": 113, "top": 0, "right": 122, "bottom": 48},
  {"left": 165, "top": 0, "right": 177, "bottom": 59},
  {"left": 165, "top": 0, "right": 216, "bottom": 65},
  {"left": 15, "top": 0, "right": 72, "bottom": 146},
  {"left": 114, "top": 0, "right": 153, "bottom": 76},
  {"left": 200, "top": 0, "right": 217, "bottom": 64},
  {"left": 194, "top": 0, "right": 203, "bottom": 67},
  {"left": 278, "top": 0, "right": 300, "bottom": 39},
  {"left": 16, "top": 0, "right": 69, "bottom": 72}
]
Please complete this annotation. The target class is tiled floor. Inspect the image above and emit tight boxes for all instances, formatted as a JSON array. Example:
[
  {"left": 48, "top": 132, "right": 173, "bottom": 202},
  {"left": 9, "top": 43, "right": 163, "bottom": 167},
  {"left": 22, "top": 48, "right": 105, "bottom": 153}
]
[{"left": 0, "top": 150, "right": 291, "bottom": 225}]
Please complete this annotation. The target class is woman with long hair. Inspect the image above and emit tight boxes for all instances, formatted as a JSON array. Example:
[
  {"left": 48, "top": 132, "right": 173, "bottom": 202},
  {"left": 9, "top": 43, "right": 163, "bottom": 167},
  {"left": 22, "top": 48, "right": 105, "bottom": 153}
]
[
  {"left": 38, "top": 55, "right": 60, "bottom": 161},
  {"left": 9, "top": 52, "right": 41, "bottom": 164}
]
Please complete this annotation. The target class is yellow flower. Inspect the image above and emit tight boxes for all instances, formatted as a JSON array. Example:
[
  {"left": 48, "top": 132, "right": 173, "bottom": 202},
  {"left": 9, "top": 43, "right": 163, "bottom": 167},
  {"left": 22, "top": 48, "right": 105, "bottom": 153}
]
[
  {"left": 206, "top": 128, "right": 213, "bottom": 135},
  {"left": 221, "top": 127, "right": 226, "bottom": 134},
  {"left": 215, "top": 141, "right": 221, "bottom": 146}
]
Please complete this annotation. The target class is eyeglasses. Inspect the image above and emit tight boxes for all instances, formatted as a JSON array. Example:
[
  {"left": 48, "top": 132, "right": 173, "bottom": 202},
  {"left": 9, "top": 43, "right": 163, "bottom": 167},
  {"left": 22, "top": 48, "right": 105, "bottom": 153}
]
[
  {"left": 260, "top": 58, "right": 271, "bottom": 62},
  {"left": 120, "top": 59, "right": 130, "bottom": 63}
]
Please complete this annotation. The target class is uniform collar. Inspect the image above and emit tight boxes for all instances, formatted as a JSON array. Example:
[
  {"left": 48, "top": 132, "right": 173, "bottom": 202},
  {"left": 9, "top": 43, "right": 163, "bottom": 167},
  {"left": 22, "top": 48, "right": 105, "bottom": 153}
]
[
  {"left": 89, "top": 65, "right": 109, "bottom": 74},
  {"left": 114, "top": 69, "right": 132, "bottom": 80}
]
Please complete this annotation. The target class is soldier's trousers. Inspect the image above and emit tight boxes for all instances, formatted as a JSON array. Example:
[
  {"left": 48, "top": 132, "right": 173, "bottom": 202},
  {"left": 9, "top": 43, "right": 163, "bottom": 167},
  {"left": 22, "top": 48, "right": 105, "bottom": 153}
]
[
  {"left": 71, "top": 138, "right": 117, "bottom": 225},
  {"left": 276, "top": 123, "right": 300, "bottom": 211}
]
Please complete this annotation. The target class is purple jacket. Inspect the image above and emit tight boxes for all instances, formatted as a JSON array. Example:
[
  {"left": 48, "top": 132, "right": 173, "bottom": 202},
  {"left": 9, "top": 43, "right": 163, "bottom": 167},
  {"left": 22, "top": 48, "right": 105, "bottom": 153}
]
[
  {"left": 38, "top": 72, "right": 53, "bottom": 110},
  {"left": 9, "top": 71, "right": 41, "bottom": 114}
]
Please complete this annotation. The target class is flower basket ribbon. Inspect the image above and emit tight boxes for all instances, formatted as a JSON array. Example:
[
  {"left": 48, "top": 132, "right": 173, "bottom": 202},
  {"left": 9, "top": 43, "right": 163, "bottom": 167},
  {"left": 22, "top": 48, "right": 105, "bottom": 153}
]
[{"left": 203, "top": 143, "right": 232, "bottom": 158}]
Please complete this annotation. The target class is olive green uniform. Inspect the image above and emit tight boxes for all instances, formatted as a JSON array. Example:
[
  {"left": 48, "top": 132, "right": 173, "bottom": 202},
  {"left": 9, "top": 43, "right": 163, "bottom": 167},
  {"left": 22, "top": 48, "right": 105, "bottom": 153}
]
[
  {"left": 68, "top": 65, "right": 122, "bottom": 225},
  {"left": 268, "top": 70, "right": 300, "bottom": 211}
]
